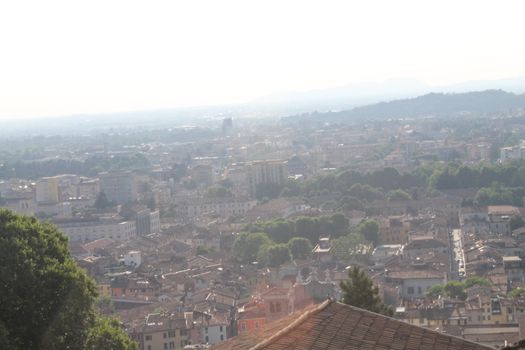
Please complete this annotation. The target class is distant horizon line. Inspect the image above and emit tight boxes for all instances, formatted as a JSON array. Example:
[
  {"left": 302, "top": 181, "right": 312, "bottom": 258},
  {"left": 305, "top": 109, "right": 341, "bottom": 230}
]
[{"left": 2, "top": 75, "right": 525, "bottom": 122}]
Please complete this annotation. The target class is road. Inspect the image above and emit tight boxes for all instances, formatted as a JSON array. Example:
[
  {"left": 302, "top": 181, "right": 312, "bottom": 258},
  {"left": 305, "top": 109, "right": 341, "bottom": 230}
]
[{"left": 451, "top": 228, "right": 466, "bottom": 279}]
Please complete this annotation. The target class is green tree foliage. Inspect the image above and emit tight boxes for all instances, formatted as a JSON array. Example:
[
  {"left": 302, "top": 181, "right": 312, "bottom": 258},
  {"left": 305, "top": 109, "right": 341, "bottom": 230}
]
[
  {"left": 96, "top": 296, "right": 116, "bottom": 315},
  {"left": 340, "top": 266, "right": 393, "bottom": 316},
  {"left": 425, "top": 285, "right": 445, "bottom": 299},
  {"left": 247, "top": 214, "right": 350, "bottom": 244},
  {"left": 426, "top": 278, "right": 491, "bottom": 301},
  {"left": 0, "top": 209, "right": 137, "bottom": 350},
  {"left": 85, "top": 318, "right": 138, "bottom": 350},
  {"left": 196, "top": 245, "right": 210, "bottom": 256},
  {"left": 510, "top": 215, "right": 525, "bottom": 231},
  {"left": 474, "top": 185, "right": 514, "bottom": 206},
  {"left": 287, "top": 237, "right": 312, "bottom": 260},
  {"left": 257, "top": 243, "right": 291, "bottom": 267},
  {"left": 94, "top": 191, "right": 114, "bottom": 210},
  {"left": 261, "top": 220, "right": 294, "bottom": 244},
  {"left": 294, "top": 216, "right": 319, "bottom": 242},
  {"left": 232, "top": 232, "right": 272, "bottom": 263},
  {"left": 444, "top": 281, "right": 467, "bottom": 300},
  {"left": 338, "top": 196, "right": 365, "bottom": 211},
  {"left": 347, "top": 183, "right": 384, "bottom": 202},
  {"left": 508, "top": 287, "right": 525, "bottom": 300},
  {"left": 357, "top": 219, "right": 380, "bottom": 246},
  {"left": 0, "top": 153, "right": 150, "bottom": 180},
  {"left": 387, "top": 189, "right": 412, "bottom": 201},
  {"left": 464, "top": 276, "right": 491, "bottom": 288},
  {"left": 330, "top": 233, "right": 368, "bottom": 261},
  {"left": 330, "top": 213, "right": 350, "bottom": 235}
]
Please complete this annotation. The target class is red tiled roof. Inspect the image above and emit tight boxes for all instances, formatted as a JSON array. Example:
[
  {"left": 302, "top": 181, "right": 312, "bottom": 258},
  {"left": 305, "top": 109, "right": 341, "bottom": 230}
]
[{"left": 212, "top": 300, "right": 492, "bottom": 350}]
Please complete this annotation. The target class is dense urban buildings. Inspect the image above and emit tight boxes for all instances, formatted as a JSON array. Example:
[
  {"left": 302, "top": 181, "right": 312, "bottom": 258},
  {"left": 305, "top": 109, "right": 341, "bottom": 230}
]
[{"left": 4, "top": 93, "right": 525, "bottom": 349}]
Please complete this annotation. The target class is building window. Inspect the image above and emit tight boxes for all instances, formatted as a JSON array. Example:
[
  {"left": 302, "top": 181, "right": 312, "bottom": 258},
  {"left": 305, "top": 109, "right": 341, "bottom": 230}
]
[
  {"left": 205, "top": 336, "right": 209, "bottom": 343},
  {"left": 407, "top": 287, "right": 415, "bottom": 295},
  {"left": 147, "top": 346, "right": 151, "bottom": 350},
  {"left": 164, "top": 343, "right": 168, "bottom": 350},
  {"left": 221, "top": 334, "right": 224, "bottom": 341},
  {"left": 169, "top": 341, "right": 175, "bottom": 349},
  {"left": 168, "top": 331, "right": 176, "bottom": 338},
  {"left": 164, "top": 332, "right": 167, "bottom": 339},
  {"left": 220, "top": 326, "right": 223, "bottom": 332},
  {"left": 205, "top": 327, "right": 208, "bottom": 334},
  {"left": 145, "top": 335, "right": 152, "bottom": 341},
  {"left": 180, "top": 329, "right": 187, "bottom": 336}
]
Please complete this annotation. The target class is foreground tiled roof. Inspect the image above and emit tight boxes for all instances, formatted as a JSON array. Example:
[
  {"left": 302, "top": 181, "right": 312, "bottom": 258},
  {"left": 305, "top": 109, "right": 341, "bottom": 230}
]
[{"left": 212, "top": 300, "right": 493, "bottom": 350}]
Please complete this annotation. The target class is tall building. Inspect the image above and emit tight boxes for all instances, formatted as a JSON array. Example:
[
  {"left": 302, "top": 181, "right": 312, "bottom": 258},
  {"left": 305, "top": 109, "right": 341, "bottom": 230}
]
[
  {"left": 99, "top": 171, "right": 137, "bottom": 205},
  {"left": 248, "top": 160, "right": 288, "bottom": 198},
  {"left": 35, "top": 177, "right": 59, "bottom": 204},
  {"left": 222, "top": 117, "right": 233, "bottom": 136}
]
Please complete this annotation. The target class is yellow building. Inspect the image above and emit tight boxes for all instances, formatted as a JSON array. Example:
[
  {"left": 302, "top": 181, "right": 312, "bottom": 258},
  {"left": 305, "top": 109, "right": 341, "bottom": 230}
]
[{"left": 35, "top": 176, "right": 59, "bottom": 204}]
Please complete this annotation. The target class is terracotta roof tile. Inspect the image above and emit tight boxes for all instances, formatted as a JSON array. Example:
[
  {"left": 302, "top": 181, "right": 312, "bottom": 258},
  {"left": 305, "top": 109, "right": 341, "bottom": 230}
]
[{"left": 212, "top": 300, "right": 493, "bottom": 350}]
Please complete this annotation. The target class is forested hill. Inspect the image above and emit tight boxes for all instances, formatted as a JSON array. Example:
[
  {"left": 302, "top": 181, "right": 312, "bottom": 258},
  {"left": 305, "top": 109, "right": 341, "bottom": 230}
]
[{"left": 283, "top": 90, "right": 525, "bottom": 122}]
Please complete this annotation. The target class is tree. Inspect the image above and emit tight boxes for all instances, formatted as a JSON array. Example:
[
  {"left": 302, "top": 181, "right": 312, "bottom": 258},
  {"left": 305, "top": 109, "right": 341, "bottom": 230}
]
[
  {"left": 425, "top": 285, "right": 445, "bottom": 299},
  {"left": 330, "top": 213, "right": 350, "bottom": 236},
  {"left": 94, "top": 191, "right": 114, "bottom": 210},
  {"left": 508, "top": 287, "right": 525, "bottom": 300},
  {"left": 0, "top": 209, "right": 137, "bottom": 350},
  {"left": 510, "top": 215, "right": 525, "bottom": 231},
  {"left": 265, "top": 220, "right": 294, "bottom": 243},
  {"left": 387, "top": 189, "right": 411, "bottom": 201},
  {"left": 294, "top": 216, "right": 319, "bottom": 242},
  {"left": 288, "top": 237, "right": 312, "bottom": 260},
  {"left": 340, "top": 266, "right": 393, "bottom": 316},
  {"left": 357, "top": 219, "right": 380, "bottom": 246},
  {"left": 465, "top": 276, "right": 491, "bottom": 288},
  {"left": 444, "top": 281, "right": 467, "bottom": 300},
  {"left": 232, "top": 232, "right": 272, "bottom": 263},
  {"left": 338, "top": 196, "right": 365, "bottom": 211},
  {"left": 257, "top": 244, "right": 291, "bottom": 267},
  {"left": 330, "top": 233, "right": 368, "bottom": 261},
  {"left": 85, "top": 318, "right": 137, "bottom": 350}
]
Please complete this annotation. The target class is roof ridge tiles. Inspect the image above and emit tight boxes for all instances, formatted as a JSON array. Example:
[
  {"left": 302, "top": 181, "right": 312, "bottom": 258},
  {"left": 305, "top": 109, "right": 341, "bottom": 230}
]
[{"left": 248, "top": 298, "right": 333, "bottom": 350}]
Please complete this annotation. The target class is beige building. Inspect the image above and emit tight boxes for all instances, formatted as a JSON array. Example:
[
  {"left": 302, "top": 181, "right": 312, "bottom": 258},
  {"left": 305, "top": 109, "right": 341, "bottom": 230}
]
[
  {"left": 53, "top": 217, "right": 136, "bottom": 242},
  {"left": 130, "top": 313, "right": 190, "bottom": 350},
  {"left": 36, "top": 177, "right": 59, "bottom": 204},
  {"left": 247, "top": 160, "right": 288, "bottom": 198}
]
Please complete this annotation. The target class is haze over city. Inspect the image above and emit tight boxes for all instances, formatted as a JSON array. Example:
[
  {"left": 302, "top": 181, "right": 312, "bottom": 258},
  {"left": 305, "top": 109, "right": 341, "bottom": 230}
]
[
  {"left": 1, "top": 0, "right": 525, "bottom": 119},
  {"left": 5, "top": 2, "right": 525, "bottom": 350}
]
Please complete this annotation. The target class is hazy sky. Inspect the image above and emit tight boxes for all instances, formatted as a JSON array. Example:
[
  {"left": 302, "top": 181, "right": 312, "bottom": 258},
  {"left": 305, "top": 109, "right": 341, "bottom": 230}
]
[{"left": 1, "top": 0, "right": 524, "bottom": 119}]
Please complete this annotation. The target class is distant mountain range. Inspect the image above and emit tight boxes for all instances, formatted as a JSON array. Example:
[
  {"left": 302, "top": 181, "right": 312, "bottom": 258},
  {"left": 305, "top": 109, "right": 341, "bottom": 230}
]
[
  {"left": 283, "top": 90, "right": 525, "bottom": 123},
  {"left": 253, "top": 76, "right": 525, "bottom": 115}
]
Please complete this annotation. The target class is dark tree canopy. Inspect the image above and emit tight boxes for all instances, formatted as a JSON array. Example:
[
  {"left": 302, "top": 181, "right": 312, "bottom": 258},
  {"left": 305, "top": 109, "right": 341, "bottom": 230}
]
[
  {"left": 357, "top": 219, "right": 380, "bottom": 246},
  {"left": 85, "top": 318, "right": 137, "bottom": 350},
  {"left": 257, "top": 243, "right": 291, "bottom": 267},
  {"left": 288, "top": 237, "right": 312, "bottom": 260},
  {"left": 0, "top": 209, "right": 136, "bottom": 350},
  {"left": 94, "top": 191, "right": 114, "bottom": 210},
  {"left": 340, "top": 266, "right": 393, "bottom": 316}
]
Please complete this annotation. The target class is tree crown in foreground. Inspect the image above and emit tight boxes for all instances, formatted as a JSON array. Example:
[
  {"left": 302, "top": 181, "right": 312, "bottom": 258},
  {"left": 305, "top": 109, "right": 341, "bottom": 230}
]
[
  {"left": 340, "top": 266, "right": 393, "bottom": 316},
  {"left": 0, "top": 209, "right": 136, "bottom": 350}
]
